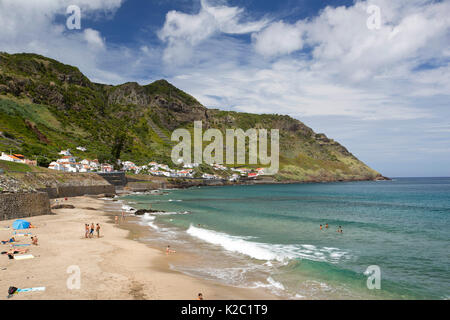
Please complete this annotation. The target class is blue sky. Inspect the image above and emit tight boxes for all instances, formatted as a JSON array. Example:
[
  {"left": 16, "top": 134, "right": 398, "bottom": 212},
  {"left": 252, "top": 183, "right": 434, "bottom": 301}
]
[{"left": 0, "top": 0, "right": 449, "bottom": 177}]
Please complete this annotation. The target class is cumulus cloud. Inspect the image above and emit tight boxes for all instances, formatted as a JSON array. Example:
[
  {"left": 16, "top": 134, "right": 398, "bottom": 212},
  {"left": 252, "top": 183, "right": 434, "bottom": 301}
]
[
  {"left": 157, "top": 0, "right": 449, "bottom": 120},
  {"left": 250, "top": 0, "right": 450, "bottom": 81},
  {"left": 158, "top": 0, "right": 269, "bottom": 64},
  {"left": 252, "top": 21, "right": 306, "bottom": 57},
  {"left": 0, "top": 0, "right": 124, "bottom": 83},
  {"left": 83, "top": 28, "right": 105, "bottom": 49}
]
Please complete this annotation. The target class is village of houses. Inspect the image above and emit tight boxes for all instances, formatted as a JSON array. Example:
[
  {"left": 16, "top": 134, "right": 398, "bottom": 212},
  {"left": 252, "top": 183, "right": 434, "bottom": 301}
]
[{"left": 0, "top": 147, "right": 265, "bottom": 181}]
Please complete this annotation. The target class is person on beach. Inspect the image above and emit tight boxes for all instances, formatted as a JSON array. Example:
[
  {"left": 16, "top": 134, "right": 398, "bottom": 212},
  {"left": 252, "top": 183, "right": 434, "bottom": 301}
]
[
  {"left": 198, "top": 293, "right": 204, "bottom": 300},
  {"left": 122, "top": 210, "right": 125, "bottom": 221},
  {"left": 1, "top": 237, "right": 15, "bottom": 244},
  {"left": 2, "top": 248, "right": 29, "bottom": 259},
  {"left": 320, "top": 224, "right": 322, "bottom": 230},
  {"left": 166, "top": 245, "right": 176, "bottom": 255},
  {"left": 89, "top": 223, "right": 95, "bottom": 238},
  {"left": 85, "top": 224, "right": 89, "bottom": 238},
  {"left": 31, "top": 236, "right": 38, "bottom": 245},
  {"left": 2, "top": 248, "right": 29, "bottom": 255},
  {"left": 115, "top": 216, "right": 119, "bottom": 224},
  {"left": 96, "top": 223, "right": 101, "bottom": 238}
]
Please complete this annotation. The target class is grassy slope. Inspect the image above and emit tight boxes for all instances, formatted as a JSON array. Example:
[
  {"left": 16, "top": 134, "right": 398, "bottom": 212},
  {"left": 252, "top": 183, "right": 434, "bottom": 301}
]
[{"left": 0, "top": 159, "right": 110, "bottom": 189}]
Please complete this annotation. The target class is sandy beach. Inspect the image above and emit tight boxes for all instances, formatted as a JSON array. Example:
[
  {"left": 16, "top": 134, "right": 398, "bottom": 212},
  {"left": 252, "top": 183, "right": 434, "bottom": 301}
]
[{"left": 0, "top": 196, "right": 277, "bottom": 300}]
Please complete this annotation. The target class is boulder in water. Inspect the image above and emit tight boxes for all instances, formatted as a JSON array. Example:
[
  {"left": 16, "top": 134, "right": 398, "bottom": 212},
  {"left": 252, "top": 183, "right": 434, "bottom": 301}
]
[{"left": 134, "top": 208, "right": 164, "bottom": 215}]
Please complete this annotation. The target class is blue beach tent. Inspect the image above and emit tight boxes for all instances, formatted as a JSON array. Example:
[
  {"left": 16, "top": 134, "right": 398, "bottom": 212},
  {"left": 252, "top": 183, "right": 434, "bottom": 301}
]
[{"left": 12, "top": 219, "right": 30, "bottom": 230}]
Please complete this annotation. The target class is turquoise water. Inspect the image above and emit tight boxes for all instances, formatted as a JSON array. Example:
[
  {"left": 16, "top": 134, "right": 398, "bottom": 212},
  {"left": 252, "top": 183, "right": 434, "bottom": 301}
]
[{"left": 122, "top": 178, "right": 450, "bottom": 299}]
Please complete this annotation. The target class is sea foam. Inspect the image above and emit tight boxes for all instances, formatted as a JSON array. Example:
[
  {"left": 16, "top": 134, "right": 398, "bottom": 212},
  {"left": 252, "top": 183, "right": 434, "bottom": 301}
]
[{"left": 186, "top": 225, "right": 349, "bottom": 263}]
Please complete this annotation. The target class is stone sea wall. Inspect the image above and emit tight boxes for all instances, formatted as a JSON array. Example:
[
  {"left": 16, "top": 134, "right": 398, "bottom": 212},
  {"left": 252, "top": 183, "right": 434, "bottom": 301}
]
[
  {"left": 0, "top": 170, "right": 117, "bottom": 221},
  {"left": 0, "top": 192, "right": 51, "bottom": 221},
  {"left": 37, "top": 184, "right": 116, "bottom": 199}
]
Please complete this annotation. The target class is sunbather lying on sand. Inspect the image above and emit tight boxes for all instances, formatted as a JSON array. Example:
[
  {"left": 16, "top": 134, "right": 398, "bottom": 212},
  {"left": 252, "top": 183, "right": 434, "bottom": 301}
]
[
  {"left": 1, "top": 237, "right": 15, "bottom": 244},
  {"left": 2, "top": 248, "right": 29, "bottom": 259},
  {"left": 31, "top": 236, "right": 38, "bottom": 245},
  {"left": 1, "top": 248, "right": 29, "bottom": 255}
]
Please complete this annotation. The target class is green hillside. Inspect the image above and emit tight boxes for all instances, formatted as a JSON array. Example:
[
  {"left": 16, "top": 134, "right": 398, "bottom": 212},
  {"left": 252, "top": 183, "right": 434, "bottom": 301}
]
[{"left": 0, "top": 52, "right": 384, "bottom": 182}]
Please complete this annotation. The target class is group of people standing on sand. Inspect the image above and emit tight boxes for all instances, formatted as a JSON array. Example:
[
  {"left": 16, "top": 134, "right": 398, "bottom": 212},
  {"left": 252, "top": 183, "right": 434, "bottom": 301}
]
[
  {"left": 114, "top": 211, "right": 126, "bottom": 224},
  {"left": 320, "top": 223, "right": 343, "bottom": 233},
  {"left": 84, "top": 223, "right": 100, "bottom": 238}
]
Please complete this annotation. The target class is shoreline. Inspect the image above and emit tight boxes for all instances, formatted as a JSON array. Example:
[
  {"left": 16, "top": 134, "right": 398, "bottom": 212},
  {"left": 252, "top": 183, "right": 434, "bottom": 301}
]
[{"left": 0, "top": 196, "right": 278, "bottom": 300}]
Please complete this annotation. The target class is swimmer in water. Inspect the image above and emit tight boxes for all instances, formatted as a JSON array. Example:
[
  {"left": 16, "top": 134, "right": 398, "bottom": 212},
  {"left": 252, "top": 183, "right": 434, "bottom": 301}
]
[{"left": 166, "top": 245, "right": 176, "bottom": 255}]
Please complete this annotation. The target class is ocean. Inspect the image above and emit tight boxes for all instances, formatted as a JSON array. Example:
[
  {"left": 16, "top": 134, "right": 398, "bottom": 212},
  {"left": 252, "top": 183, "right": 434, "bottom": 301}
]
[{"left": 121, "top": 177, "right": 450, "bottom": 299}]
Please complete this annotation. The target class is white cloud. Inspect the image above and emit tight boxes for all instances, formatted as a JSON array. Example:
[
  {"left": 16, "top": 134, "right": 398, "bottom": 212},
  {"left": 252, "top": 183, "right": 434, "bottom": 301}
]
[
  {"left": 0, "top": 0, "right": 124, "bottom": 83},
  {"left": 157, "top": 0, "right": 449, "bottom": 122},
  {"left": 83, "top": 28, "right": 105, "bottom": 49},
  {"left": 250, "top": 0, "right": 450, "bottom": 82},
  {"left": 252, "top": 21, "right": 306, "bottom": 57},
  {"left": 158, "top": 0, "right": 269, "bottom": 64}
]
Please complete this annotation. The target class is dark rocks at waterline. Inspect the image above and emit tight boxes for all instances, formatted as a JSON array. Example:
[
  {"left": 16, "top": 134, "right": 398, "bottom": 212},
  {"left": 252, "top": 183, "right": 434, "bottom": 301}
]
[
  {"left": 134, "top": 209, "right": 165, "bottom": 215},
  {"left": 94, "top": 193, "right": 116, "bottom": 198},
  {"left": 51, "top": 204, "right": 75, "bottom": 209},
  {"left": 103, "top": 193, "right": 116, "bottom": 198}
]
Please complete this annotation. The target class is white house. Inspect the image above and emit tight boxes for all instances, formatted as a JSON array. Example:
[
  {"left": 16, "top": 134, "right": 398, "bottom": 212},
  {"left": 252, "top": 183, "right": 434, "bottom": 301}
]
[
  {"left": 90, "top": 160, "right": 99, "bottom": 170},
  {"left": 122, "top": 161, "right": 136, "bottom": 171},
  {"left": 78, "top": 164, "right": 89, "bottom": 173},
  {"left": 202, "top": 173, "right": 216, "bottom": 179},
  {"left": 0, "top": 152, "right": 22, "bottom": 162},
  {"left": 48, "top": 161, "right": 65, "bottom": 171},
  {"left": 101, "top": 164, "right": 113, "bottom": 173},
  {"left": 59, "top": 149, "right": 72, "bottom": 156},
  {"left": 256, "top": 168, "right": 265, "bottom": 175},
  {"left": 177, "top": 170, "right": 193, "bottom": 178},
  {"left": 76, "top": 146, "right": 87, "bottom": 152},
  {"left": 57, "top": 155, "right": 76, "bottom": 164},
  {"left": 65, "top": 164, "right": 78, "bottom": 173}
]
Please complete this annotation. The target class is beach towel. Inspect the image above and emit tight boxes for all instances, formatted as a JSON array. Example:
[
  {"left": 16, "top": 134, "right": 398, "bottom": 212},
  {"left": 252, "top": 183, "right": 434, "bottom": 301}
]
[
  {"left": 12, "top": 244, "right": 30, "bottom": 247},
  {"left": 13, "top": 232, "right": 32, "bottom": 236},
  {"left": 13, "top": 254, "right": 34, "bottom": 260},
  {"left": 17, "top": 287, "right": 45, "bottom": 293}
]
